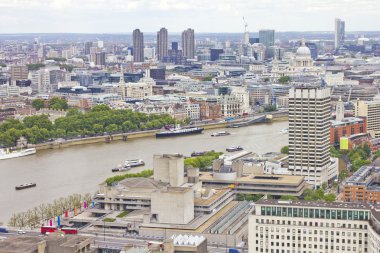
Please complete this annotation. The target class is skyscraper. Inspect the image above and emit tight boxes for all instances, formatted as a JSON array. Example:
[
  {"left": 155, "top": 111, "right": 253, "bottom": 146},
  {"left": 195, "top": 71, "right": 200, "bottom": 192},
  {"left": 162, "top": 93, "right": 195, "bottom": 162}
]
[
  {"left": 156, "top": 28, "right": 168, "bottom": 62},
  {"left": 95, "top": 52, "right": 106, "bottom": 66},
  {"left": 84, "top": 41, "right": 93, "bottom": 55},
  {"left": 133, "top": 29, "right": 144, "bottom": 62},
  {"left": 258, "top": 29, "right": 275, "bottom": 47},
  {"left": 181, "top": 28, "right": 195, "bottom": 59},
  {"left": 335, "top": 18, "right": 345, "bottom": 49},
  {"left": 288, "top": 86, "right": 336, "bottom": 187}
]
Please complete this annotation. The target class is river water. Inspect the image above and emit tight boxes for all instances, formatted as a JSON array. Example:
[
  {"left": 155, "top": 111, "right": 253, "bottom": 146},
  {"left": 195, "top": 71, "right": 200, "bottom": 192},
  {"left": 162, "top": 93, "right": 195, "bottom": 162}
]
[{"left": 0, "top": 121, "right": 288, "bottom": 224}]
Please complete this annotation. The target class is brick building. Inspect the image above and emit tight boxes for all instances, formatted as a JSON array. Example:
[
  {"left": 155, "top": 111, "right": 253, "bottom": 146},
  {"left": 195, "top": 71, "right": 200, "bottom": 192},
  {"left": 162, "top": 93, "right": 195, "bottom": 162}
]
[
  {"left": 343, "top": 166, "right": 380, "bottom": 203},
  {"left": 330, "top": 117, "right": 366, "bottom": 147}
]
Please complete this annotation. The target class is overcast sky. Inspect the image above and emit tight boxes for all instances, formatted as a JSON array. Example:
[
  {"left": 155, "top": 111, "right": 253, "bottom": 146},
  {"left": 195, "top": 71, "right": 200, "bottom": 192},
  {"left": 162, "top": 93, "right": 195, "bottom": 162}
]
[{"left": 1, "top": 0, "right": 379, "bottom": 33}]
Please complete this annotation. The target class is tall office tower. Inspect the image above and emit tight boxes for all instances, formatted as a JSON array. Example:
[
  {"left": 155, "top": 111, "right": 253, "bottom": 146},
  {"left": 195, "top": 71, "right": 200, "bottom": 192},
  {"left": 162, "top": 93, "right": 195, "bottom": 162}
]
[
  {"left": 259, "top": 29, "right": 275, "bottom": 47},
  {"left": 95, "top": 52, "right": 106, "bottom": 66},
  {"left": 288, "top": 86, "right": 334, "bottom": 187},
  {"left": 133, "top": 29, "right": 144, "bottom": 62},
  {"left": 210, "top": 49, "right": 224, "bottom": 61},
  {"left": 355, "top": 98, "right": 380, "bottom": 138},
  {"left": 84, "top": 41, "right": 93, "bottom": 55},
  {"left": 336, "top": 96, "right": 345, "bottom": 121},
  {"left": 171, "top": 42, "right": 178, "bottom": 51},
  {"left": 335, "top": 18, "right": 345, "bottom": 49},
  {"left": 156, "top": 28, "right": 168, "bottom": 61},
  {"left": 181, "top": 28, "right": 195, "bottom": 59}
]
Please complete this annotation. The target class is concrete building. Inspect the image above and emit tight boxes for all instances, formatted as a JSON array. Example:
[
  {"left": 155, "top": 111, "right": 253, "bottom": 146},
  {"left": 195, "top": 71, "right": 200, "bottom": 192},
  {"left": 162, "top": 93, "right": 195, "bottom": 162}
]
[
  {"left": 355, "top": 99, "right": 380, "bottom": 138},
  {"left": 151, "top": 187, "right": 194, "bottom": 224},
  {"left": 184, "top": 103, "right": 200, "bottom": 120},
  {"left": 153, "top": 153, "right": 184, "bottom": 187},
  {"left": 249, "top": 199, "right": 380, "bottom": 253},
  {"left": 288, "top": 86, "right": 338, "bottom": 187},
  {"left": 10, "top": 65, "right": 28, "bottom": 83},
  {"left": 125, "top": 77, "right": 154, "bottom": 99},
  {"left": 335, "top": 18, "right": 345, "bottom": 49},
  {"left": 343, "top": 166, "right": 380, "bottom": 203},
  {"left": 133, "top": 29, "right": 144, "bottom": 62},
  {"left": 182, "top": 28, "right": 195, "bottom": 59},
  {"left": 218, "top": 95, "right": 242, "bottom": 117},
  {"left": 0, "top": 233, "right": 95, "bottom": 253},
  {"left": 157, "top": 28, "right": 168, "bottom": 61}
]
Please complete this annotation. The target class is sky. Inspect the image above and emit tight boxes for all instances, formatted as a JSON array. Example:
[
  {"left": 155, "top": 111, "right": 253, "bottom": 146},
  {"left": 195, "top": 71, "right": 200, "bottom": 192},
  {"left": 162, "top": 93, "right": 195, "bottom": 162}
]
[{"left": 0, "top": 0, "right": 379, "bottom": 33}]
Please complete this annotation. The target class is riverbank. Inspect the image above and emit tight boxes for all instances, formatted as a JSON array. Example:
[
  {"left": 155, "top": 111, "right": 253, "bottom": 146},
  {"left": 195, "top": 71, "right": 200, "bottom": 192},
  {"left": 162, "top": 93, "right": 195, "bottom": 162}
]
[
  {"left": 0, "top": 120, "right": 289, "bottom": 223},
  {"left": 32, "top": 114, "right": 288, "bottom": 151}
]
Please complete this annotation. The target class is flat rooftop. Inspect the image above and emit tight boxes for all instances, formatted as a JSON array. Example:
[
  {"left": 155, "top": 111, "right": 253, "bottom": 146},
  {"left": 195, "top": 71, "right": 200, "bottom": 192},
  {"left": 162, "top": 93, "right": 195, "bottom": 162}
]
[
  {"left": 0, "top": 236, "right": 44, "bottom": 253},
  {"left": 345, "top": 166, "right": 380, "bottom": 190},
  {"left": 194, "top": 188, "right": 230, "bottom": 206},
  {"left": 256, "top": 199, "right": 380, "bottom": 211},
  {"left": 199, "top": 172, "right": 304, "bottom": 186}
]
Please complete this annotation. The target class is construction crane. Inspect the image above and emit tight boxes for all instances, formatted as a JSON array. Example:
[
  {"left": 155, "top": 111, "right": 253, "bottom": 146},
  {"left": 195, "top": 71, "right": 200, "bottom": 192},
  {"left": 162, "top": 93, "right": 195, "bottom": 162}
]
[{"left": 243, "top": 16, "right": 248, "bottom": 33}]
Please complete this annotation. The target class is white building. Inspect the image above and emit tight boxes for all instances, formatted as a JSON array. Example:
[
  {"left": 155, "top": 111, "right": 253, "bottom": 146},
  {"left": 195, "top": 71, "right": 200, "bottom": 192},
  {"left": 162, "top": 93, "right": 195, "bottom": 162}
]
[
  {"left": 249, "top": 199, "right": 380, "bottom": 253},
  {"left": 126, "top": 77, "right": 154, "bottom": 99},
  {"left": 355, "top": 99, "right": 380, "bottom": 138},
  {"left": 288, "top": 86, "right": 338, "bottom": 187},
  {"left": 218, "top": 95, "right": 242, "bottom": 117},
  {"left": 184, "top": 103, "right": 200, "bottom": 120}
]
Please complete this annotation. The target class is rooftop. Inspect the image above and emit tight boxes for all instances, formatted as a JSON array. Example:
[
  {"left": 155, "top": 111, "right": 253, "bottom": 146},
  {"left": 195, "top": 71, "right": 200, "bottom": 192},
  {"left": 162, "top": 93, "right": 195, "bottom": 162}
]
[
  {"left": 199, "top": 172, "right": 304, "bottom": 186},
  {"left": 256, "top": 199, "right": 379, "bottom": 210},
  {"left": 0, "top": 236, "right": 45, "bottom": 253},
  {"left": 345, "top": 166, "right": 380, "bottom": 190}
]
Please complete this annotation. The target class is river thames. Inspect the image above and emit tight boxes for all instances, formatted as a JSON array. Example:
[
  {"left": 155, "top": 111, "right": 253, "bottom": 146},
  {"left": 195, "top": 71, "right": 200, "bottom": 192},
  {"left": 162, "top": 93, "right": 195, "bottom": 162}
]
[{"left": 0, "top": 121, "right": 288, "bottom": 224}]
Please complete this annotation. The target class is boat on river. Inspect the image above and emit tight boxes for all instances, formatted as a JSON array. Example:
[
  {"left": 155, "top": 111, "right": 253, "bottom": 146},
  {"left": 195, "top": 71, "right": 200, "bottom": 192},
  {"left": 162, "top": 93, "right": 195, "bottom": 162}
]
[
  {"left": 156, "top": 125, "right": 204, "bottom": 138},
  {"left": 211, "top": 131, "right": 231, "bottom": 137},
  {"left": 15, "top": 183, "right": 36, "bottom": 190},
  {"left": 0, "top": 148, "right": 36, "bottom": 160}
]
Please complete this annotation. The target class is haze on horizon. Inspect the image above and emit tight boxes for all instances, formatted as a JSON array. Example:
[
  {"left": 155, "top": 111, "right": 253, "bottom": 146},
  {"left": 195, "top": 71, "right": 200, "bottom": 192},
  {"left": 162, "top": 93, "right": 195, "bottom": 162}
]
[{"left": 1, "top": 0, "right": 379, "bottom": 33}]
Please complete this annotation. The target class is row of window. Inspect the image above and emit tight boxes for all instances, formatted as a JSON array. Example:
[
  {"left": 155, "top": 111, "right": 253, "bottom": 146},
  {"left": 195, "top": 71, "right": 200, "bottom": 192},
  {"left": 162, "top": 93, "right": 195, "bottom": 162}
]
[{"left": 260, "top": 206, "right": 370, "bottom": 220}]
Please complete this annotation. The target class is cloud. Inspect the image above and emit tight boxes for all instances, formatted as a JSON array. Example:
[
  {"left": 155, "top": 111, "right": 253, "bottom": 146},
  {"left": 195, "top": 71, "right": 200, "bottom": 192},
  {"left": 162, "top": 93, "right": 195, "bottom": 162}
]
[{"left": 0, "top": 0, "right": 379, "bottom": 33}]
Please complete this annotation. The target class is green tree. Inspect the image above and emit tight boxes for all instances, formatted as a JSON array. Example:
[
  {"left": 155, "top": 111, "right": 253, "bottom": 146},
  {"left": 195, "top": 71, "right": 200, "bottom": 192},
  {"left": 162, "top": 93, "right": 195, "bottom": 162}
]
[
  {"left": 330, "top": 146, "right": 342, "bottom": 158},
  {"left": 48, "top": 97, "right": 68, "bottom": 110},
  {"left": 280, "top": 146, "right": 289, "bottom": 154},
  {"left": 31, "top": 99, "right": 45, "bottom": 111},
  {"left": 23, "top": 115, "right": 53, "bottom": 131},
  {"left": 27, "top": 64, "right": 45, "bottom": 71},
  {"left": 280, "top": 195, "right": 298, "bottom": 201},
  {"left": 105, "top": 124, "right": 120, "bottom": 133},
  {"left": 202, "top": 76, "right": 213, "bottom": 81},
  {"left": 263, "top": 105, "right": 277, "bottom": 112},
  {"left": 278, "top": 76, "right": 290, "bottom": 84}
]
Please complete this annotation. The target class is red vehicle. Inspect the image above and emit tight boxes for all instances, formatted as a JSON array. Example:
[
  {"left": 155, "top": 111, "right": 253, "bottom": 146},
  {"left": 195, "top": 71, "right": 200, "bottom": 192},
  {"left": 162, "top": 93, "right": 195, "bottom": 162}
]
[
  {"left": 41, "top": 226, "right": 57, "bottom": 234},
  {"left": 61, "top": 227, "right": 78, "bottom": 234}
]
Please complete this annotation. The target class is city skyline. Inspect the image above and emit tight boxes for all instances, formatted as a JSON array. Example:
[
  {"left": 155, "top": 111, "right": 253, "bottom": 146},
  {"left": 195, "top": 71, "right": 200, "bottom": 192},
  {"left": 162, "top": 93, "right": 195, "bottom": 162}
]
[{"left": 1, "top": 0, "right": 380, "bottom": 33}]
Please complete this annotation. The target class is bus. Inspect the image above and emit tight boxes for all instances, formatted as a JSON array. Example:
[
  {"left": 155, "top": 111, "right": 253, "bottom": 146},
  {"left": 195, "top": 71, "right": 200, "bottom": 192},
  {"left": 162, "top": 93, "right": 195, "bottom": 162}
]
[
  {"left": 40, "top": 226, "right": 57, "bottom": 234},
  {"left": 61, "top": 227, "right": 78, "bottom": 234}
]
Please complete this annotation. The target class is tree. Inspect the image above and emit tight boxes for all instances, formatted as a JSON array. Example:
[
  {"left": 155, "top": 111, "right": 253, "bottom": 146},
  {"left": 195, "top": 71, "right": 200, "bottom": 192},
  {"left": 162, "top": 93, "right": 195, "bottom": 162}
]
[
  {"left": 278, "top": 76, "right": 290, "bottom": 84},
  {"left": 263, "top": 105, "right": 277, "bottom": 112},
  {"left": 23, "top": 115, "right": 53, "bottom": 130},
  {"left": 48, "top": 97, "right": 68, "bottom": 110},
  {"left": 280, "top": 195, "right": 298, "bottom": 201},
  {"left": 202, "top": 76, "right": 213, "bottom": 81},
  {"left": 280, "top": 146, "right": 289, "bottom": 154},
  {"left": 32, "top": 99, "right": 45, "bottom": 110},
  {"left": 330, "top": 146, "right": 342, "bottom": 158}
]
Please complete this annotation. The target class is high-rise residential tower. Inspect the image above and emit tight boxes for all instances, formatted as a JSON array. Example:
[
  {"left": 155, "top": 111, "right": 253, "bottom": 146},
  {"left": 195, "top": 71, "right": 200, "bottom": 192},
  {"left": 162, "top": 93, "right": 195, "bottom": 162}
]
[
  {"left": 334, "top": 18, "right": 345, "bottom": 49},
  {"left": 288, "top": 86, "right": 337, "bottom": 187},
  {"left": 156, "top": 28, "right": 168, "bottom": 61},
  {"left": 258, "top": 29, "right": 275, "bottom": 48},
  {"left": 181, "top": 28, "right": 195, "bottom": 59},
  {"left": 133, "top": 29, "right": 144, "bottom": 62}
]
